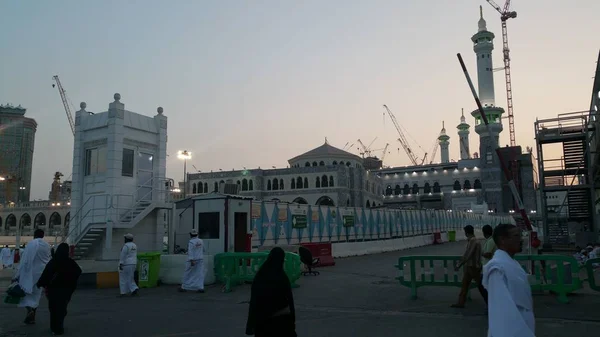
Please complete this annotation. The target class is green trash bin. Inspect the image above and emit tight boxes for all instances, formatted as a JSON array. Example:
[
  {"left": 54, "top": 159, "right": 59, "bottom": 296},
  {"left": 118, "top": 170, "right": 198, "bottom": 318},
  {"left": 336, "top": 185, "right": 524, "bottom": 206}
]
[
  {"left": 448, "top": 230, "right": 456, "bottom": 242},
  {"left": 137, "top": 252, "right": 162, "bottom": 288}
]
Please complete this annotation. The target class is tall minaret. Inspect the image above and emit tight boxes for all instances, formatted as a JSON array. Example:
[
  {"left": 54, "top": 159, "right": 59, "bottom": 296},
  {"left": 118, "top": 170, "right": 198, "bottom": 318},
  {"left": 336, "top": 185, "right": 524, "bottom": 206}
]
[
  {"left": 457, "top": 108, "right": 471, "bottom": 160},
  {"left": 438, "top": 121, "right": 450, "bottom": 164},
  {"left": 472, "top": 5, "right": 496, "bottom": 107}
]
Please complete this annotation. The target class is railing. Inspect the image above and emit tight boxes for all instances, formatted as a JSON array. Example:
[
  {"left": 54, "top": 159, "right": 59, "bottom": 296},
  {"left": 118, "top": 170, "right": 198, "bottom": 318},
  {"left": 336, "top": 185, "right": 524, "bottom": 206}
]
[
  {"left": 395, "top": 254, "right": 583, "bottom": 303},
  {"left": 213, "top": 252, "right": 302, "bottom": 293},
  {"left": 537, "top": 111, "right": 589, "bottom": 134},
  {"left": 59, "top": 194, "right": 110, "bottom": 244},
  {"left": 113, "top": 177, "right": 174, "bottom": 227}
]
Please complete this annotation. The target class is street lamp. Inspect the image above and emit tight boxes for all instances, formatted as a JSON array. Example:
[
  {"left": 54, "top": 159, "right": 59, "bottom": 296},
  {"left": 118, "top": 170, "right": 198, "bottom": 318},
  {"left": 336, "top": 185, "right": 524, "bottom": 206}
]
[{"left": 177, "top": 150, "right": 192, "bottom": 198}]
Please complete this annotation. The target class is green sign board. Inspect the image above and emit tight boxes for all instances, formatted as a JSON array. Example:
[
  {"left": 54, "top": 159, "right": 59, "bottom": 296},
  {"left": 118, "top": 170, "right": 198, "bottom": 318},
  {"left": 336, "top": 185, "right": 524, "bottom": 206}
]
[
  {"left": 342, "top": 215, "right": 355, "bottom": 227},
  {"left": 292, "top": 214, "right": 307, "bottom": 229}
]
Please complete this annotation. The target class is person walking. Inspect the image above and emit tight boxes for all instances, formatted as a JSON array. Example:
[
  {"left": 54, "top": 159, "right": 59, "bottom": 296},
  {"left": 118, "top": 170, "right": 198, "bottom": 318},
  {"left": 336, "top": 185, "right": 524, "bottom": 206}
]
[
  {"left": 246, "top": 247, "right": 296, "bottom": 337},
  {"left": 178, "top": 230, "right": 205, "bottom": 293},
  {"left": 119, "top": 233, "right": 139, "bottom": 297},
  {"left": 12, "top": 229, "right": 52, "bottom": 324},
  {"left": 37, "top": 243, "right": 82, "bottom": 335},
  {"left": 451, "top": 225, "right": 488, "bottom": 308},
  {"left": 1, "top": 245, "right": 12, "bottom": 269},
  {"left": 483, "top": 223, "right": 535, "bottom": 337}
]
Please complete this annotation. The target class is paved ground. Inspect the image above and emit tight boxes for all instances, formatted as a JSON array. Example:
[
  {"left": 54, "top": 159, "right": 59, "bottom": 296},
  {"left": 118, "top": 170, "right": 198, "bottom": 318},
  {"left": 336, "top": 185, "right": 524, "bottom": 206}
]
[{"left": 1, "top": 241, "right": 599, "bottom": 337}]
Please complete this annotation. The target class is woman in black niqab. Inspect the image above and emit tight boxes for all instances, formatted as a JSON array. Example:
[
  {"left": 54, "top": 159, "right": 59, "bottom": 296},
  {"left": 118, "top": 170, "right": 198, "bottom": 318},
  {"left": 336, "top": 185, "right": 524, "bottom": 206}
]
[
  {"left": 37, "top": 242, "right": 82, "bottom": 335},
  {"left": 246, "top": 247, "right": 297, "bottom": 337}
]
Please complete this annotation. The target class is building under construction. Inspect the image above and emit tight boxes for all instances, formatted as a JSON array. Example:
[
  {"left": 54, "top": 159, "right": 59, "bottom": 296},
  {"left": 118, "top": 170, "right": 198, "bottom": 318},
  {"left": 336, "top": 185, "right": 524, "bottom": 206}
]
[
  {"left": 535, "top": 50, "right": 600, "bottom": 247},
  {"left": 0, "top": 103, "right": 37, "bottom": 204}
]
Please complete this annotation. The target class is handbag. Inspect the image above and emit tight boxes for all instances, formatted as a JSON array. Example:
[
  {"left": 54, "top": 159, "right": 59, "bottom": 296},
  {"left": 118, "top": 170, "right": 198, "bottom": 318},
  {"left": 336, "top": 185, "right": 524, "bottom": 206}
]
[{"left": 6, "top": 282, "right": 26, "bottom": 298}]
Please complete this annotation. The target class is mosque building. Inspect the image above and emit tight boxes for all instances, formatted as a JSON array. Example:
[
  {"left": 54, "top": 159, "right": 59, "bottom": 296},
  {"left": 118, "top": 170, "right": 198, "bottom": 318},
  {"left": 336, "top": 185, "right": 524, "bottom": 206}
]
[{"left": 185, "top": 8, "right": 537, "bottom": 216}]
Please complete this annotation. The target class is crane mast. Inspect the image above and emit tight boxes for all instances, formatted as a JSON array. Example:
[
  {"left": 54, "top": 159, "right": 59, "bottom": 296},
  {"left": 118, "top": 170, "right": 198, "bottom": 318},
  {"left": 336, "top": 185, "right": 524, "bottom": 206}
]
[
  {"left": 383, "top": 105, "right": 419, "bottom": 166},
  {"left": 486, "top": 0, "right": 517, "bottom": 147},
  {"left": 52, "top": 75, "right": 76, "bottom": 136}
]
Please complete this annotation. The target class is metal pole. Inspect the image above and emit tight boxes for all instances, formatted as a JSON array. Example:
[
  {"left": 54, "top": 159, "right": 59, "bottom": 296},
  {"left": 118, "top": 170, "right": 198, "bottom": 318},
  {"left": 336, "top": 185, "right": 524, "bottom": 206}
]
[{"left": 183, "top": 159, "right": 187, "bottom": 198}]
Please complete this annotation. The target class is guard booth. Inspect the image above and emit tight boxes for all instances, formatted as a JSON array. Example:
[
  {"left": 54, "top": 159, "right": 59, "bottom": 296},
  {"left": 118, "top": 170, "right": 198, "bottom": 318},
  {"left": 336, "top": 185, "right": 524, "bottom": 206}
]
[{"left": 172, "top": 193, "right": 253, "bottom": 256}]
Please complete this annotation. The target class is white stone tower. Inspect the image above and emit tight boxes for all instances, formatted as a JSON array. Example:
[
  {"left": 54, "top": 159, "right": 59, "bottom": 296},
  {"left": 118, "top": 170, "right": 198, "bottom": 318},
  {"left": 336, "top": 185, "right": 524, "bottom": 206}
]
[
  {"left": 457, "top": 108, "right": 471, "bottom": 160},
  {"left": 473, "top": 5, "right": 496, "bottom": 107},
  {"left": 438, "top": 121, "right": 450, "bottom": 164}
]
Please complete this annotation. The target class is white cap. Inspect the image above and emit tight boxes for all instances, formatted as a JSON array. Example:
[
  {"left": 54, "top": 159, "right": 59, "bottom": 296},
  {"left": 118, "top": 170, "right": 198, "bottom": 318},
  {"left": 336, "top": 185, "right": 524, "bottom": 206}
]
[
  {"left": 124, "top": 233, "right": 134, "bottom": 240},
  {"left": 190, "top": 230, "right": 198, "bottom": 236}
]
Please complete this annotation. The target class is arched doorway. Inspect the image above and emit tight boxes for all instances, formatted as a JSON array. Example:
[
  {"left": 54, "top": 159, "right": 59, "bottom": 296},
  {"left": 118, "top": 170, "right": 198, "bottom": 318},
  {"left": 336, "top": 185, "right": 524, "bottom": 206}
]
[
  {"left": 315, "top": 196, "right": 335, "bottom": 206},
  {"left": 292, "top": 197, "right": 308, "bottom": 204},
  {"left": 49, "top": 212, "right": 62, "bottom": 233},
  {"left": 6, "top": 214, "right": 16, "bottom": 234},
  {"left": 34, "top": 212, "right": 46, "bottom": 229},
  {"left": 20, "top": 213, "right": 31, "bottom": 232}
]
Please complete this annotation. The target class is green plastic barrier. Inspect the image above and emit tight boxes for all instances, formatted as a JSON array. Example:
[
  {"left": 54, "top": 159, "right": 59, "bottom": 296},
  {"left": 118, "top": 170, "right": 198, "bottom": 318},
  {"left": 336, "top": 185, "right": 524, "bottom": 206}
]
[
  {"left": 584, "top": 257, "right": 600, "bottom": 292},
  {"left": 395, "top": 254, "right": 582, "bottom": 303},
  {"left": 214, "top": 251, "right": 302, "bottom": 293},
  {"left": 137, "top": 252, "right": 162, "bottom": 288},
  {"left": 448, "top": 231, "right": 456, "bottom": 242}
]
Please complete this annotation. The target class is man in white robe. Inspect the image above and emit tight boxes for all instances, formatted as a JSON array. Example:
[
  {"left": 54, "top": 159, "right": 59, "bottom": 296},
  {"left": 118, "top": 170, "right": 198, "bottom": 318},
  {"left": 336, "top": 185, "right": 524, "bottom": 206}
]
[
  {"left": 1, "top": 245, "right": 12, "bottom": 269},
  {"left": 178, "top": 230, "right": 205, "bottom": 293},
  {"left": 483, "top": 223, "right": 535, "bottom": 337},
  {"left": 119, "top": 233, "right": 139, "bottom": 297},
  {"left": 12, "top": 229, "right": 51, "bottom": 325}
]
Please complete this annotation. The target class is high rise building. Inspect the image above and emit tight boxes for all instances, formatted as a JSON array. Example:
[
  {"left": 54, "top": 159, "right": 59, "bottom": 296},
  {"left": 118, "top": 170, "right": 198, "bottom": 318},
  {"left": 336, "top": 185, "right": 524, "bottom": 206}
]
[{"left": 0, "top": 103, "right": 37, "bottom": 204}]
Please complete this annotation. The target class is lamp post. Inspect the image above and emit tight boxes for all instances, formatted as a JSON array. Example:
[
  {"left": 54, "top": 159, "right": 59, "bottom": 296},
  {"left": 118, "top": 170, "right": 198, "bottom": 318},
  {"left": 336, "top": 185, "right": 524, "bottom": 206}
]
[{"left": 177, "top": 150, "right": 192, "bottom": 198}]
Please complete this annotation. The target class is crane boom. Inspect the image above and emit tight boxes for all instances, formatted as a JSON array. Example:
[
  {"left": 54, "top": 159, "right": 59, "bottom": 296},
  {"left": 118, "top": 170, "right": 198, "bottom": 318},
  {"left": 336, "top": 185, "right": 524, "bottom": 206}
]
[
  {"left": 383, "top": 105, "right": 419, "bottom": 166},
  {"left": 380, "top": 143, "right": 390, "bottom": 162},
  {"left": 52, "top": 75, "right": 76, "bottom": 136}
]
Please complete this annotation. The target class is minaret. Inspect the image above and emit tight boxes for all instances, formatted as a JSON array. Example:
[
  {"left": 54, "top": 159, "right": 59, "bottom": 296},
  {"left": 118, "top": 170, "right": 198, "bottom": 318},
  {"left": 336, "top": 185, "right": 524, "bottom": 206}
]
[
  {"left": 472, "top": 5, "right": 495, "bottom": 107},
  {"left": 457, "top": 108, "right": 471, "bottom": 160},
  {"left": 438, "top": 121, "right": 450, "bottom": 164}
]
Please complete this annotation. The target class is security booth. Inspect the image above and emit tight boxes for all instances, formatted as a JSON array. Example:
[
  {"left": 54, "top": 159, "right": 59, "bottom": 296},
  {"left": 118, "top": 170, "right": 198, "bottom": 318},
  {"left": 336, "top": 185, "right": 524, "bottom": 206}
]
[{"left": 172, "top": 193, "right": 253, "bottom": 256}]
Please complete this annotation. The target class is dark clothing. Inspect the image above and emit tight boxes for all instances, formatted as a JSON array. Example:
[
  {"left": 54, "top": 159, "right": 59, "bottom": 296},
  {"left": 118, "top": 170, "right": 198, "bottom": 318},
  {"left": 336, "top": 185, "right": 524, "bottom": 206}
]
[
  {"left": 246, "top": 247, "right": 297, "bottom": 337},
  {"left": 456, "top": 266, "right": 488, "bottom": 307},
  {"left": 36, "top": 243, "right": 82, "bottom": 335}
]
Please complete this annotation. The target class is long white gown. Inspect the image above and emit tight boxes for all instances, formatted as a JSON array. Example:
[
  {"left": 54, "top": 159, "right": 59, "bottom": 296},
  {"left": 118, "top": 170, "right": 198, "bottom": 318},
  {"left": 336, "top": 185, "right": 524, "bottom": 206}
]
[
  {"left": 15, "top": 239, "right": 51, "bottom": 308},
  {"left": 181, "top": 237, "right": 205, "bottom": 291},
  {"left": 1, "top": 247, "right": 12, "bottom": 267},
  {"left": 483, "top": 249, "right": 535, "bottom": 337}
]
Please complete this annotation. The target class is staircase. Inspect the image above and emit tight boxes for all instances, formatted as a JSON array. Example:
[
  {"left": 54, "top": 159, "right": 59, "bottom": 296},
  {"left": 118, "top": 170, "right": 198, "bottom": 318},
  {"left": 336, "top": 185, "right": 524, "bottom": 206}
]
[
  {"left": 72, "top": 228, "right": 105, "bottom": 260},
  {"left": 567, "top": 189, "right": 591, "bottom": 220},
  {"left": 563, "top": 140, "right": 586, "bottom": 169},
  {"left": 119, "top": 200, "right": 152, "bottom": 225}
]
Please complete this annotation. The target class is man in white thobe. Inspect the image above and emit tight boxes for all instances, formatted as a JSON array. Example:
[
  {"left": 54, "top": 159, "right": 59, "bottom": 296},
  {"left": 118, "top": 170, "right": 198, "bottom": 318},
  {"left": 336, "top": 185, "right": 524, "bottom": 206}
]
[
  {"left": 1, "top": 245, "right": 12, "bottom": 269},
  {"left": 12, "top": 229, "right": 51, "bottom": 325},
  {"left": 178, "top": 230, "right": 205, "bottom": 293},
  {"left": 119, "top": 233, "right": 139, "bottom": 297},
  {"left": 483, "top": 223, "right": 535, "bottom": 337}
]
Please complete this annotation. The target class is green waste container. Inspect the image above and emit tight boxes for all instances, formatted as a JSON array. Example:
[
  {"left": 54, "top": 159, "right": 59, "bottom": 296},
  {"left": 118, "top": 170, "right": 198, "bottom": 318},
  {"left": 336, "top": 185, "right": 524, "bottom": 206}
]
[
  {"left": 448, "top": 230, "right": 456, "bottom": 242},
  {"left": 137, "top": 252, "right": 162, "bottom": 288}
]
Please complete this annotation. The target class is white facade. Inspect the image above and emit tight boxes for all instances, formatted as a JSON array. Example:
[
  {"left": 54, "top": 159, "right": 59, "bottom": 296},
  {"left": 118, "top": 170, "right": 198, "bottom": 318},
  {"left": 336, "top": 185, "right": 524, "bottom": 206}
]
[
  {"left": 69, "top": 94, "right": 171, "bottom": 260},
  {"left": 0, "top": 201, "right": 70, "bottom": 237},
  {"left": 438, "top": 122, "right": 450, "bottom": 164},
  {"left": 457, "top": 109, "right": 471, "bottom": 160},
  {"left": 472, "top": 6, "right": 496, "bottom": 107}
]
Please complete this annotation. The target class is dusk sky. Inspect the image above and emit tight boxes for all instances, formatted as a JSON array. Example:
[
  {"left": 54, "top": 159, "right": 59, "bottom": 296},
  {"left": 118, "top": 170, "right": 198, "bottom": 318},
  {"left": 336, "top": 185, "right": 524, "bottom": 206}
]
[{"left": 1, "top": 0, "right": 599, "bottom": 200}]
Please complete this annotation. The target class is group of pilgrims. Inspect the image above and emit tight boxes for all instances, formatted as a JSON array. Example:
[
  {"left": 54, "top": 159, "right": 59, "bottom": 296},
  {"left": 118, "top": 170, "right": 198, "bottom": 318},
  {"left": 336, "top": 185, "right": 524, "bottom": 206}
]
[{"left": 4, "top": 223, "right": 536, "bottom": 336}]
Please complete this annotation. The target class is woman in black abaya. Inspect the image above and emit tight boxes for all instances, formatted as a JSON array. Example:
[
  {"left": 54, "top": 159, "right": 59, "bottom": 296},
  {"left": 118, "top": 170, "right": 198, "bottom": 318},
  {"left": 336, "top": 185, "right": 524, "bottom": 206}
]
[
  {"left": 37, "top": 243, "right": 82, "bottom": 335},
  {"left": 246, "top": 247, "right": 297, "bottom": 337}
]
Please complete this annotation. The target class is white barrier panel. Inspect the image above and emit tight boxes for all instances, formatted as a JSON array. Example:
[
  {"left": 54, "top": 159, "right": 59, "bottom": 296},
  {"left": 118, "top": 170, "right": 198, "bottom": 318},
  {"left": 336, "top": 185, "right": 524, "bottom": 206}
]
[
  {"left": 332, "top": 233, "right": 443, "bottom": 258},
  {"left": 159, "top": 255, "right": 215, "bottom": 286}
]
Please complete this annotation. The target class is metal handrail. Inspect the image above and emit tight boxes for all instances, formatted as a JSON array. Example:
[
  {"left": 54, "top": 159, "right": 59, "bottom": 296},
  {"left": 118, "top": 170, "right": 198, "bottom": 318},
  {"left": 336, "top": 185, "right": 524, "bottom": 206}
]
[
  {"left": 59, "top": 194, "right": 110, "bottom": 244},
  {"left": 113, "top": 177, "right": 173, "bottom": 225}
]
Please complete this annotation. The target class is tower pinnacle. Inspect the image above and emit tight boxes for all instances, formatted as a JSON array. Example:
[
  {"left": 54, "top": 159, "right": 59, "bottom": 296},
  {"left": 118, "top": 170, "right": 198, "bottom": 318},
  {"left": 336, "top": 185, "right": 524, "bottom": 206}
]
[{"left": 478, "top": 5, "right": 487, "bottom": 32}]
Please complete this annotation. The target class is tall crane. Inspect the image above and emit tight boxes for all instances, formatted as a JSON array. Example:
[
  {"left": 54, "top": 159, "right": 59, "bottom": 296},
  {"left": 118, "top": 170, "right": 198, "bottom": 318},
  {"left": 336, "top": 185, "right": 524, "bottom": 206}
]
[
  {"left": 357, "top": 137, "right": 377, "bottom": 158},
  {"left": 383, "top": 105, "right": 421, "bottom": 166},
  {"left": 380, "top": 143, "right": 390, "bottom": 162},
  {"left": 486, "top": 0, "right": 518, "bottom": 147},
  {"left": 52, "top": 75, "right": 76, "bottom": 136}
]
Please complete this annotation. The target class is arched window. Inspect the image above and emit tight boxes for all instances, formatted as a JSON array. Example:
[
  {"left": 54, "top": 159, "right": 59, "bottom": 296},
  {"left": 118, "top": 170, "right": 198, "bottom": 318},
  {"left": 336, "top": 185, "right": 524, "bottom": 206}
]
[
  {"left": 321, "top": 175, "right": 329, "bottom": 188},
  {"left": 433, "top": 182, "right": 441, "bottom": 193},
  {"left": 273, "top": 179, "right": 279, "bottom": 190},
  {"left": 236, "top": 180, "right": 241, "bottom": 189},
  {"left": 242, "top": 179, "right": 248, "bottom": 191},
  {"left": 474, "top": 179, "right": 482, "bottom": 189},
  {"left": 346, "top": 199, "right": 350, "bottom": 206},
  {"left": 339, "top": 161, "right": 345, "bottom": 166},
  {"left": 312, "top": 161, "right": 318, "bottom": 167},
  {"left": 316, "top": 196, "right": 335, "bottom": 206},
  {"left": 249, "top": 180, "right": 254, "bottom": 191},
  {"left": 394, "top": 184, "right": 401, "bottom": 195},
  {"left": 214, "top": 182, "right": 218, "bottom": 192},
  {"left": 34, "top": 213, "right": 46, "bottom": 228},
  {"left": 386, "top": 185, "right": 393, "bottom": 195},
  {"left": 346, "top": 162, "right": 351, "bottom": 167},
  {"left": 453, "top": 180, "right": 461, "bottom": 191},
  {"left": 291, "top": 178, "right": 296, "bottom": 189},
  {"left": 319, "top": 161, "right": 325, "bottom": 166},
  {"left": 403, "top": 184, "right": 410, "bottom": 195},
  {"left": 423, "top": 183, "right": 431, "bottom": 194},
  {"left": 305, "top": 162, "right": 311, "bottom": 167},
  {"left": 280, "top": 179, "right": 284, "bottom": 190},
  {"left": 20, "top": 214, "right": 31, "bottom": 230},
  {"left": 412, "top": 184, "right": 419, "bottom": 194},
  {"left": 192, "top": 183, "right": 197, "bottom": 194},
  {"left": 203, "top": 183, "right": 208, "bottom": 193},
  {"left": 267, "top": 180, "right": 272, "bottom": 190},
  {"left": 329, "top": 176, "right": 334, "bottom": 187},
  {"left": 366, "top": 200, "right": 371, "bottom": 208},
  {"left": 316, "top": 176, "right": 321, "bottom": 188},
  {"left": 463, "top": 180, "right": 471, "bottom": 190},
  {"left": 292, "top": 197, "right": 308, "bottom": 204},
  {"left": 304, "top": 177, "right": 309, "bottom": 188},
  {"left": 333, "top": 161, "right": 338, "bottom": 165},
  {"left": 49, "top": 212, "right": 61, "bottom": 230},
  {"left": 296, "top": 177, "right": 303, "bottom": 189}
]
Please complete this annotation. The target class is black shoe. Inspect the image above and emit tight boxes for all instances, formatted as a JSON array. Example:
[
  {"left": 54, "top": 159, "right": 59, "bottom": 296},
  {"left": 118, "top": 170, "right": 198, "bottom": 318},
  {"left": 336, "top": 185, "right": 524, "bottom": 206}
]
[
  {"left": 131, "top": 289, "right": 139, "bottom": 296},
  {"left": 197, "top": 289, "right": 205, "bottom": 293},
  {"left": 178, "top": 287, "right": 187, "bottom": 293}
]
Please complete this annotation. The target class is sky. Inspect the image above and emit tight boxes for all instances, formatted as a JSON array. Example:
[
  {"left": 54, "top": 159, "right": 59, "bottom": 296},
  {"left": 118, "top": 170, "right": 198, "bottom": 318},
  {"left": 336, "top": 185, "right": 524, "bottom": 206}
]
[{"left": 1, "top": 0, "right": 599, "bottom": 200}]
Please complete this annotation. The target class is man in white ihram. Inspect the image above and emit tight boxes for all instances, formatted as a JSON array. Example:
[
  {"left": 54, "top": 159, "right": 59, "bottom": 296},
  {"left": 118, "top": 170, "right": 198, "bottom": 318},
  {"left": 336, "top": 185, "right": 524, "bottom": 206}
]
[
  {"left": 483, "top": 223, "right": 535, "bottom": 337},
  {"left": 13, "top": 229, "right": 51, "bottom": 324},
  {"left": 119, "top": 233, "right": 139, "bottom": 297},
  {"left": 178, "top": 230, "right": 205, "bottom": 293},
  {"left": 1, "top": 245, "right": 12, "bottom": 269}
]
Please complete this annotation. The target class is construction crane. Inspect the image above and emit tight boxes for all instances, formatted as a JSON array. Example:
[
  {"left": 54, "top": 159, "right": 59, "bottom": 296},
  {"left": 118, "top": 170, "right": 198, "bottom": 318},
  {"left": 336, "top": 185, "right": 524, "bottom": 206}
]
[
  {"left": 357, "top": 137, "right": 377, "bottom": 158},
  {"left": 380, "top": 143, "right": 390, "bottom": 162},
  {"left": 486, "top": 0, "right": 517, "bottom": 147},
  {"left": 52, "top": 75, "right": 76, "bottom": 136},
  {"left": 383, "top": 105, "right": 421, "bottom": 166}
]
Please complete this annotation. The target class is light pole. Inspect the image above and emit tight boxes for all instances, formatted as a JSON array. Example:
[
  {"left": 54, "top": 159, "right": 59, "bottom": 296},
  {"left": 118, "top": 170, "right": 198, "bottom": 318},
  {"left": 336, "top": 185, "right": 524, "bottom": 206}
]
[{"left": 177, "top": 150, "right": 192, "bottom": 198}]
